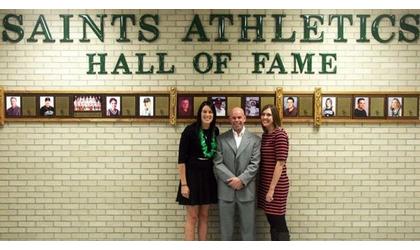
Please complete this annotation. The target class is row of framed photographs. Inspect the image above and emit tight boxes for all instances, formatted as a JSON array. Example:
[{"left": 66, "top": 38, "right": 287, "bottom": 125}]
[
  {"left": 320, "top": 95, "right": 419, "bottom": 119},
  {"left": 3, "top": 94, "right": 170, "bottom": 118},
  {"left": 2, "top": 89, "right": 420, "bottom": 124},
  {"left": 176, "top": 95, "right": 277, "bottom": 118}
]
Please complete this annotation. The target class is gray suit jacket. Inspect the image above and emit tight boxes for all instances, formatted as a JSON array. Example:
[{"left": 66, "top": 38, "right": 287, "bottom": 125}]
[{"left": 213, "top": 128, "right": 261, "bottom": 202}]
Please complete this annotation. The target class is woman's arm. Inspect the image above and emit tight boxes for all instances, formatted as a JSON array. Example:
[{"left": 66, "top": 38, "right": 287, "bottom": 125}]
[
  {"left": 178, "top": 163, "right": 189, "bottom": 198},
  {"left": 266, "top": 160, "right": 285, "bottom": 202}
]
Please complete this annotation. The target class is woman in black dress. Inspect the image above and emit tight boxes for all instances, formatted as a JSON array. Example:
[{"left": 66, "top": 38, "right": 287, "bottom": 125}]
[{"left": 176, "top": 101, "right": 219, "bottom": 240}]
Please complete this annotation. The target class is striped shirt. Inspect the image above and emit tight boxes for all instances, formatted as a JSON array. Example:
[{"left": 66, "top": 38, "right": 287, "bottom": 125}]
[{"left": 257, "top": 127, "right": 289, "bottom": 215}]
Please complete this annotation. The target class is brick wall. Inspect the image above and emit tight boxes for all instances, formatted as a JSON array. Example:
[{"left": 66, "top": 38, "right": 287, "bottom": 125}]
[{"left": 0, "top": 9, "right": 419, "bottom": 240}]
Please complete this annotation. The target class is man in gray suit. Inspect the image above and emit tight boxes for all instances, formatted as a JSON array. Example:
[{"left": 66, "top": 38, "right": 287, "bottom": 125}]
[{"left": 213, "top": 107, "right": 261, "bottom": 240}]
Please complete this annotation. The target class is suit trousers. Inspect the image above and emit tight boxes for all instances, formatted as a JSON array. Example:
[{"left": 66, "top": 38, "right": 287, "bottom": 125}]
[{"left": 218, "top": 199, "right": 256, "bottom": 241}]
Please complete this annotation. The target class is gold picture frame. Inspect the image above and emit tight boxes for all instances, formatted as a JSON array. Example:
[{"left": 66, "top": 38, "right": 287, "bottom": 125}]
[
  {"left": 2, "top": 88, "right": 419, "bottom": 126},
  {"left": 0, "top": 87, "right": 4, "bottom": 126}
]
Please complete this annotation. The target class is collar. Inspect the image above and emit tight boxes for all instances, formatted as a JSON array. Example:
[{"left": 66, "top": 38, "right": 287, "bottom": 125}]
[{"left": 233, "top": 127, "right": 246, "bottom": 137}]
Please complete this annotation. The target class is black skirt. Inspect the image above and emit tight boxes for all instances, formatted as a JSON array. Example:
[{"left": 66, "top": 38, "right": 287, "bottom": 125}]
[{"left": 176, "top": 158, "right": 218, "bottom": 205}]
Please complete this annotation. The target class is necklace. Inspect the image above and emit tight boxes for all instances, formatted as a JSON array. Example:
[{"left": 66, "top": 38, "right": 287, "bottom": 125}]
[{"left": 199, "top": 128, "right": 217, "bottom": 158}]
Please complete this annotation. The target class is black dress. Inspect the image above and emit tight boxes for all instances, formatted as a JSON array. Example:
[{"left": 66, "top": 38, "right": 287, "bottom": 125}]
[{"left": 176, "top": 123, "right": 219, "bottom": 205}]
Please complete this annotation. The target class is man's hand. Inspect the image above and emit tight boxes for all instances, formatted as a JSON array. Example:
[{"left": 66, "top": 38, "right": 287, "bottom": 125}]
[{"left": 227, "top": 177, "right": 244, "bottom": 190}]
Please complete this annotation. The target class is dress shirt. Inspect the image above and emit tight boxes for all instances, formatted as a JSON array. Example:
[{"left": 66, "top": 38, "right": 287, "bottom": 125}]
[{"left": 233, "top": 127, "right": 245, "bottom": 148}]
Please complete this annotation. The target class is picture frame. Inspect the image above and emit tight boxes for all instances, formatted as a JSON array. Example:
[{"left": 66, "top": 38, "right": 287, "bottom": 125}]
[
  {"left": 335, "top": 96, "right": 352, "bottom": 117},
  {"left": 260, "top": 96, "right": 275, "bottom": 111},
  {"left": 155, "top": 96, "right": 170, "bottom": 117},
  {"left": 105, "top": 96, "right": 121, "bottom": 117},
  {"left": 193, "top": 96, "right": 208, "bottom": 116},
  {"left": 227, "top": 96, "right": 242, "bottom": 114},
  {"left": 370, "top": 96, "right": 385, "bottom": 118},
  {"left": 387, "top": 97, "right": 403, "bottom": 118},
  {"left": 283, "top": 96, "right": 298, "bottom": 117},
  {"left": 139, "top": 96, "right": 154, "bottom": 117},
  {"left": 353, "top": 96, "right": 369, "bottom": 118},
  {"left": 211, "top": 96, "right": 227, "bottom": 117},
  {"left": 0, "top": 88, "right": 4, "bottom": 125},
  {"left": 39, "top": 96, "right": 55, "bottom": 117},
  {"left": 1, "top": 89, "right": 419, "bottom": 126},
  {"left": 244, "top": 96, "right": 260, "bottom": 117},
  {"left": 178, "top": 96, "right": 193, "bottom": 118},
  {"left": 298, "top": 95, "right": 313, "bottom": 117},
  {"left": 5, "top": 95, "right": 22, "bottom": 117},
  {"left": 403, "top": 96, "right": 419, "bottom": 117},
  {"left": 74, "top": 95, "right": 102, "bottom": 112},
  {"left": 55, "top": 96, "right": 70, "bottom": 117},
  {"left": 121, "top": 96, "right": 136, "bottom": 117},
  {"left": 322, "top": 96, "right": 336, "bottom": 118}
]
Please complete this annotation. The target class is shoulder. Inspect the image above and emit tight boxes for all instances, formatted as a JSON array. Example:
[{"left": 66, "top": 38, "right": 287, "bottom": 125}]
[
  {"left": 182, "top": 123, "right": 198, "bottom": 136},
  {"left": 274, "top": 127, "right": 288, "bottom": 139},
  {"left": 218, "top": 129, "right": 231, "bottom": 139}
]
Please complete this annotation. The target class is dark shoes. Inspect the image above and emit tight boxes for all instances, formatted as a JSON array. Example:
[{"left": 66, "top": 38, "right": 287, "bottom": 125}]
[{"left": 270, "top": 229, "right": 290, "bottom": 241}]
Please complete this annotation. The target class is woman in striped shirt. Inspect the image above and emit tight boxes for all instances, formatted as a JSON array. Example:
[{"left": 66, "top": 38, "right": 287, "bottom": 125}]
[{"left": 258, "top": 104, "right": 290, "bottom": 241}]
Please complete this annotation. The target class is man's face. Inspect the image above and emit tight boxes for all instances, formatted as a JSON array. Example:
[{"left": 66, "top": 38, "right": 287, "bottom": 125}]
[
  {"left": 144, "top": 101, "right": 151, "bottom": 109},
  {"left": 215, "top": 100, "right": 221, "bottom": 108},
  {"left": 11, "top": 98, "right": 17, "bottom": 108},
  {"left": 287, "top": 99, "right": 294, "bottom": 109},
  {"left": 229, "top": 108, "right": 246, "bottom": 133},
  {"left": 181, "top": 99, "right": 189, "bottom": 111},
  {"left": 358, "top": 100, "right": 365, "bottom": 110},
  {"left": 45, "top": 100, "right": 50, "bottom": 107}
]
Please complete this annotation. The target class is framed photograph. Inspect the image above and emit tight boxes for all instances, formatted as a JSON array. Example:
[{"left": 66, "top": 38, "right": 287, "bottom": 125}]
[
  {"left": 39, "top": 96, "right": 55, "bottom": 116},
  {"left": 139, "top": 96, "right": 154, "bottom": 116},
  {"left": 388, "top": 97, "right": 403, "bottom": 117},
  {"left": 245, "top": 96, "right": 260, "bottom": 117},
  {"left": 178, "top": 96, "right": 193, "bottom": 118},
  {"left": 322, "top": 96, "right": 336, "bottom": 117},
  {"left": 283, "top": 96, "right": 298, "bottom": 117},
  {"left": 211, "top": 96, "right": 227, "bottom": 117},
  {"left": 106, "top": 96, "right": 121, "bottom": 117},
  {"left": 353, "top": 96, "right": 369, "bottom": 117},
  {"left": 0, "top": 88, "right": 4, "bottom": 125},
  {"left": 6, "top": 96, "right": 21, "bottom": 117},
  {"left": 74, "top": 95, "right": 101, "bottom": 112}
]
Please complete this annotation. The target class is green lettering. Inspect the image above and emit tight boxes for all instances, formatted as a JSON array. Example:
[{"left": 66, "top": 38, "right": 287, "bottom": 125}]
[
  {"left": 139, "top": 14, "right": 160, "bottom": 42},
  {"left": 292, "top": 53, "right": 315, "bottom": 74},
  {"left": 238, "top": 14, "right": 266, "bottom": 42},
  {"left": 300, "top": 15, "right": 324, "bottom": 42},
  {"left": 319, "top": 53, "right": 337, "bottom": 74},
  {"left": 87, "top": 53, "right": 107, "bottom": 75},
  {"left": 27, "top": 15, "right": 55, "bottom": 43},
  {"left": 2, "top": 14, "right": 24, "bottom": 43},
  {"left": 372, "top": 14, "right": 395, "bottom": 43},
  {"left": 79, "top": 14, "right": 106, "bottom": 42},
  {"left": 329, "top": 14, "right": 353, "bottom": 42},
  {"left": 112, "top": 53, "right": 132, "bottom": 74},
  {"left": 182, "top": 15, "right": 209, "bottom": 42},
  {"left": 398, "top": 14, "right": 419, "bottom": 42}
]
